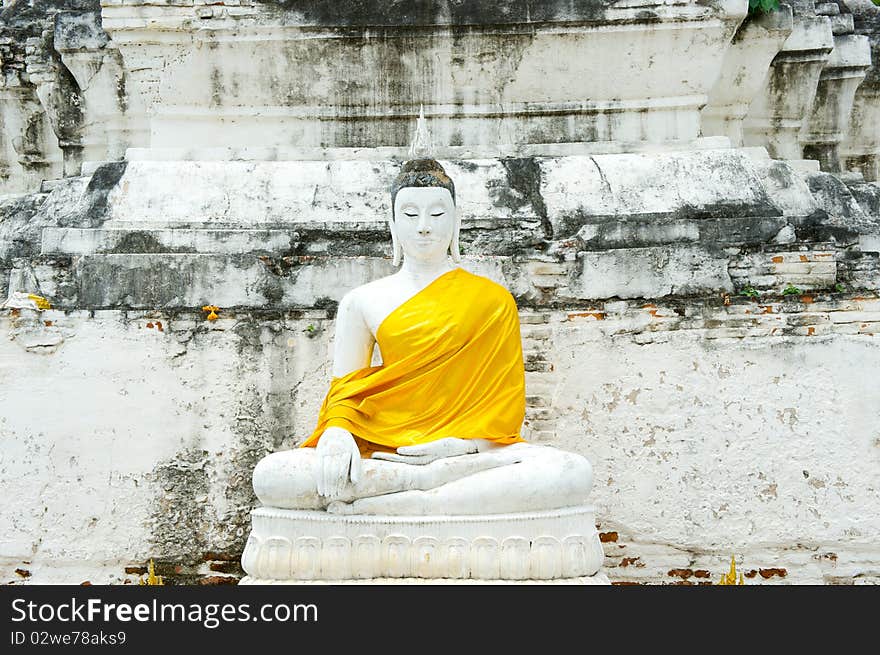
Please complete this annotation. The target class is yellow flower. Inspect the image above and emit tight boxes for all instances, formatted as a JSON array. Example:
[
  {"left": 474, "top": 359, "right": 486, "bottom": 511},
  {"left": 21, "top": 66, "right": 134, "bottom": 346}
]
[
  {"left": 138, "top": 559, "right": 164, "bottom": 586},
  {"left": 717, "top": 555, "right": 744, "bottom": 585},
  {"left": 27, "top": 294, "right": 52, "bottom": 310},
  {"left": 202, "top": 305, "right": 221, "bottom": 321}
]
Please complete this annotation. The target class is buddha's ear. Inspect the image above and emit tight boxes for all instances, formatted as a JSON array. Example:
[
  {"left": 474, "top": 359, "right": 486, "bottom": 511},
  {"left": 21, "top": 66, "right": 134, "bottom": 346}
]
[
  {"left": 390, "top": 218, "right": 402, "bottom": 267},
  {"left": 450, "top": 204, "right": 462, "bottom": 263}
]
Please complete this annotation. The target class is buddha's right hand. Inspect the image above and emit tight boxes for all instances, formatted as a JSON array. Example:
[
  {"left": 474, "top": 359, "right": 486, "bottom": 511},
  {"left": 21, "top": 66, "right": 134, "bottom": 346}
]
[
  {"left": 314, "top": 427, "right": 362, "bottom": 499},
  {"left": 370, "top": 437, "right": 479, "bottom": 464}
]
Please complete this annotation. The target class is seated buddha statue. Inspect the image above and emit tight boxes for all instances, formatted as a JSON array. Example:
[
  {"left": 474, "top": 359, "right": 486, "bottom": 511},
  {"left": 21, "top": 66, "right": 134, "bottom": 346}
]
[{"left": 252, "top": 158, "right": 593, "bottom": 516}]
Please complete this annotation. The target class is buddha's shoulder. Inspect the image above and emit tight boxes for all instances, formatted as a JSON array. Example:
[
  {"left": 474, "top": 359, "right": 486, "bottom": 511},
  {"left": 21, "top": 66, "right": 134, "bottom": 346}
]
[
  {"left": 456, "top": 269, "right": 516, "bottom": 304},
  {"left": 342, "top": 268, "right": 515, "bottom": 305},
  {"left": 339, "top": 274, "right": 399, "bottom": 305}
]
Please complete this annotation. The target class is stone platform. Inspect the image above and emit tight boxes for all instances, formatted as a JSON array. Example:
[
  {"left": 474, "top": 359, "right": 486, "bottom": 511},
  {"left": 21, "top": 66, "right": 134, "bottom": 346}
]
[
  {"left": 239, "top": 575, "right": 611, "bottom": 585},
  {"left": 240, "top": 505, "right": 605, "bottom": 582}
]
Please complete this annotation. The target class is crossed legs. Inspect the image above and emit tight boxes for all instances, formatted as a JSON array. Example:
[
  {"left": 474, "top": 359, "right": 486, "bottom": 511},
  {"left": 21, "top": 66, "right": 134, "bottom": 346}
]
[{"left": 252, "top": 443, "right": 592, "bottom": 515}]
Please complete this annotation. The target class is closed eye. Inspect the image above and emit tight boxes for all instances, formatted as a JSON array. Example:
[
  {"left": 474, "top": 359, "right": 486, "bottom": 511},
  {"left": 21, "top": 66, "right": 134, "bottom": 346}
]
[
  {"left": 404, "top": 212, "right": 418, "bottom": 218},
  {"left": 430, "top": 212, "right": 444, "bottom": 217}
]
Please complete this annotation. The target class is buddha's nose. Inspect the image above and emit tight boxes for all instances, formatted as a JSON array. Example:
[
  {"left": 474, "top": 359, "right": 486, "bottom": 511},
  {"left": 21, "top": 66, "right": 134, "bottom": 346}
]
[{"left": 417, "top": 216, "right": 432, "bottom": 235}]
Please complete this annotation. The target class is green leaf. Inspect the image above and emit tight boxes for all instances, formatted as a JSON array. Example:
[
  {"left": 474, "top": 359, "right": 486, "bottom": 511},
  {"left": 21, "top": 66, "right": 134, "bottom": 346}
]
[{"left": 749, "top": 0, "right": 781, "bottom": 14}]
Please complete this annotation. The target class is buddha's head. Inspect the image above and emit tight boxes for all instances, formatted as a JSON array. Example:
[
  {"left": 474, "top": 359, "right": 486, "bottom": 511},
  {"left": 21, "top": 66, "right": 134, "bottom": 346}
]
[{"left": 389, "top": 159, "right": 461, "bottom": 267}]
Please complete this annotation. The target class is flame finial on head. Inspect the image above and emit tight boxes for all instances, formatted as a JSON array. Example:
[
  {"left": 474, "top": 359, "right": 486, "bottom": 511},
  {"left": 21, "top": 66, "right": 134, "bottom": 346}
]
[
  {"left": 390, "top": 105, "right": 460, "bottom": 267},
  {"left": 408, "top": 104, "right": 434, "bottom": 159}
]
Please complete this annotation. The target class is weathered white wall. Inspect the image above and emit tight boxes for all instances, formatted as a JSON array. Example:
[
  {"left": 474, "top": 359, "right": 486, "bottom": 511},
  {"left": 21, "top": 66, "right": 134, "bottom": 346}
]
[
  {"left": 2, "top": 296, "right": 879, "bottom": 585},
  {"left": 0, "top": 308, "right": 330, "bottom": 584},
  {"left": 2, "top": 1, "right": 879, "bottom": 585},
  {"left": 550, "top": 314, "right": 880, "bottom": 584}
]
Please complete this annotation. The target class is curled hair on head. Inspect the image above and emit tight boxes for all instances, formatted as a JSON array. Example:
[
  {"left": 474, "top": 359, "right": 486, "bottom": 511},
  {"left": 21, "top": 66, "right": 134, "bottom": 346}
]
[
  {"left": 390, "top": 159, "right": 456, "bottom": 219},
  {"left": 388, "top": 158, "right": 461, "bottom": 266}
]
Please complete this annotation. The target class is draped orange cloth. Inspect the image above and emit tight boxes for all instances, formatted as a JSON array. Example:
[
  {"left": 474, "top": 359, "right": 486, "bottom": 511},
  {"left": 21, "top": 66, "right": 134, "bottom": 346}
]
[{"left": 300, "top": 267, "right": 527, "bottom": 457}]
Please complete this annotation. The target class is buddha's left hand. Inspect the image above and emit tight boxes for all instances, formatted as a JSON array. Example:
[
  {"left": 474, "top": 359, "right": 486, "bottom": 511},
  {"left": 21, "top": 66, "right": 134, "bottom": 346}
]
[{"left": 371, "top": 437, "right": 478, "bottom": 465}]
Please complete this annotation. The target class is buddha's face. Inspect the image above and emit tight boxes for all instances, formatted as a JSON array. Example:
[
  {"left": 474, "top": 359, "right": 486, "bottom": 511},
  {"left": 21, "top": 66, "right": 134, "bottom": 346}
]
[{"left": 392, "top": 186, "right": 457, "bottom": 263}]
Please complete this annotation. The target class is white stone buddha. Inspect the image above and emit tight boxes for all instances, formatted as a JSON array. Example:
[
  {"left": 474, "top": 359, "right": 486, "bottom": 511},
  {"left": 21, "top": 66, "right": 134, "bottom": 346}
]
[
  {"left": 242, "top": 143, "right": 605, "bottom": 583},
  {"left": 252, "top": 160, "right": 593, "bottom": 516}
]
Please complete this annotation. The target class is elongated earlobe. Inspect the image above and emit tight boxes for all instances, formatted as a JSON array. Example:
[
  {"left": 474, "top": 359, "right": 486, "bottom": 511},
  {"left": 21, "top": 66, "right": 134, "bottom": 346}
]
[
  {"left": 390, "top": 220, "right": 402, "bottom": 266},
  {"left": 450, "top": 208, "right": 462, "bottom": 263}
]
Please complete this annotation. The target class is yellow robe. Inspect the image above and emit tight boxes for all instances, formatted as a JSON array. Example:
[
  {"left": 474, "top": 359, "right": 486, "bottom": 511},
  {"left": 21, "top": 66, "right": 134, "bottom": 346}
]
[{"left": 300, "top": 267, "right": 527, "bottom": 457}]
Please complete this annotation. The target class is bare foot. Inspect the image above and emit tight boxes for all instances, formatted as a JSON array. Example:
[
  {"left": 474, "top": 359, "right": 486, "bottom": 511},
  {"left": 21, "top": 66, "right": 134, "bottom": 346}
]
[{"left": 326, "top": 500, "right": 355, "bottom": 515}]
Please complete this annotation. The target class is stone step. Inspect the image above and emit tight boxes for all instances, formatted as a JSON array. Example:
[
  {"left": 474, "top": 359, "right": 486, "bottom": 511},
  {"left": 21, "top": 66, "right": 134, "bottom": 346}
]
[
  {"left": 68, "top": 160, "right": 535, "bottom": 227},
  {"left": 524, "top": 384, "right": 558, "bottom": 399},
  {"left": 573, "top": 214, "right": 788, "bottom": 251},
  {"left": 564, "top": 244, "right": 733, "bottom": 301},
  {"left": 41, "top": 227, "right": 299, "bottom": 256},
  {"left": 38, "top": 179, "right": 65, "bottom": 193},
  {"left": 48, "top": 253, "right": 397, "bottom": 310},
  {"left": 28, "top": 253, "right": 560, "bottom": 315},
  {"left": 522, "top": 348, "right": 550, "bottom": 362},
  {"left": 121, "top": 138, "right": 733, "bottom": 163},
  {"left": 519, "top": 312, "right": 551, "bottom": 325},
  {"left": 520, "top": 325, "right": 552, "bottom": 340}
]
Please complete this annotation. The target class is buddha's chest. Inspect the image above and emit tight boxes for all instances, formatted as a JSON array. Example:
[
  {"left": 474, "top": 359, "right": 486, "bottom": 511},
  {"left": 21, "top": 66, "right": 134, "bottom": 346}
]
[{"left": 360, "top": 288, "right": 425, "bottom": 336}]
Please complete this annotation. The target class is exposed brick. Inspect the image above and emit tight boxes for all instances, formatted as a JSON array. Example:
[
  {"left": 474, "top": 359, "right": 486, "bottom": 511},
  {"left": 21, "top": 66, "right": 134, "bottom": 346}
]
[
  {"left": 599, "top": 531, "right": 618, "bottom": 543},
  {"left": 667, "top": 568, "right": 694, "bottom": 579},
  {"left": 758, "top": 568, "right": 787, "bottom": 579},
  {"left": 202, "top": 551, "right": 239, "bottom": 561},
  {"left": 208, "top": 560, "right": 242, "bottom": 574},
  {"left": 198, "top": 575, "right": 239, "bottom": 585},
  {"left": 567, "top": 311, "right": 605, "bottom": 321},
  {"left": 150, "top": 561, "right": 185, "bottom": 577},
  {"left": 790, "top": 325, "right": 833, "bottom": 336}
]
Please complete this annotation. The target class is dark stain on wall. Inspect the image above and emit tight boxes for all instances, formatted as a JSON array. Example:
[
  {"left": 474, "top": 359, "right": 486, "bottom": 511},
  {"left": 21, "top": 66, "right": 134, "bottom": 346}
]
[
  {"left": 499, "top": 157, "right": 551, "bottom": 241},
  {"left": 82, "top": 161, "right": 126, "bottom": 227},
  {"left": 252, "top": 0, "right": 617, "bottom": 28}
]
